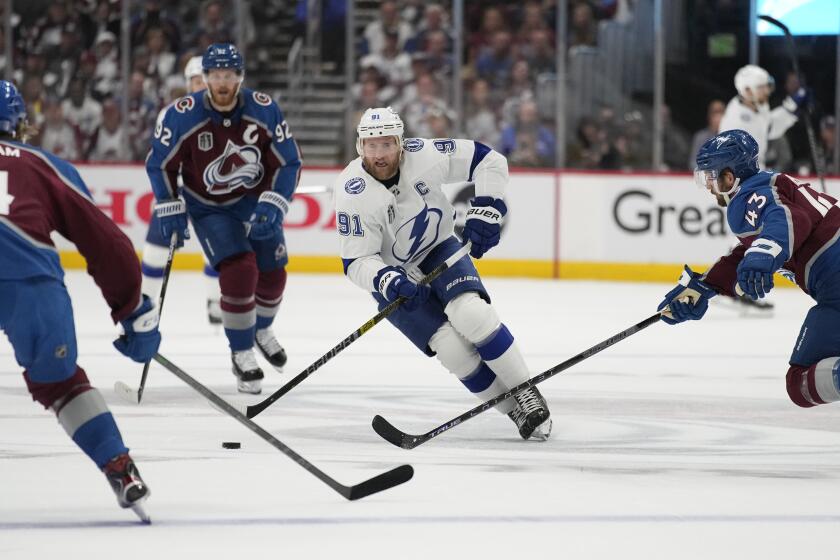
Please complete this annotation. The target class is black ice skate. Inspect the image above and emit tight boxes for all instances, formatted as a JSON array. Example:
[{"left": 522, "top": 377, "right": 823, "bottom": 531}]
[
  {"left": 103, "top": 453, "right": 151, "bottom": 524},
  {"left": 232, "top": 349, "right": 264, "bottom": 394},
  {"left": 508, "top": 386, "right": 552, "bottom": 441},
  {"left": 736, "top": 294, "right": 774, "bottom": 317},
  {"left": 207, "top": 298, "right": 222, "bottom": 325},
  {"left": 255, "top": 328, "right": 287, "bottom": 371}
]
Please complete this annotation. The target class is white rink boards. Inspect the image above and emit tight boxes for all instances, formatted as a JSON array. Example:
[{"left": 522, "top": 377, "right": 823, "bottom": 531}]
[{"left": 2, "top": 271, "right": 840, "bottom": 559}]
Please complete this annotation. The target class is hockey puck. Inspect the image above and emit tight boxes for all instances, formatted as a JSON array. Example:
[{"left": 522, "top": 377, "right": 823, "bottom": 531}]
[{"left": 222, "top": 441, "right": 241, "bottom": 449}]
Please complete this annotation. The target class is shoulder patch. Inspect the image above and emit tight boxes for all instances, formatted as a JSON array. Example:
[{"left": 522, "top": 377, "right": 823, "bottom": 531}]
[
  {"left": 174, "top": 96, "right": 195, "bottom": 113},
  {"left": 403, "top": 138, "right": 424, "bottom": 152},
  {"left": 433, "top": 139, "right": 456, "bottom": 153},
  {"left": 344, "top": 177, "right": 366, "bottom": 195},
  {"left": 253, "top": 91, "right": 273, "bottom": 107}
]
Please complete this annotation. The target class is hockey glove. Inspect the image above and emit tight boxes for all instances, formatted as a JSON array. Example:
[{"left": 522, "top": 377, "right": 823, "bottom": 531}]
[
  {"left": 155, "top": 198, "right": 189, "bottom": 248},
  {"left": 463, "top": 196, "right": 507, "bottom": 259},
  {"left": 657, "top": 265, "right": 717, "bottom": 325},
  {"left": 782, "top": 87, "right": 808, "bottom": 114},
  {"left": 374, "top": 266, "right": 431, "bottom": 313},
  {"left": 736, "top": 243, "right": 779, "bottom": 300},
  {"left": 113, "top": 295, "right": 161, "bottom": 363},
  {"left": 249, "top": 191, "right": 290, "bottom": 241}
]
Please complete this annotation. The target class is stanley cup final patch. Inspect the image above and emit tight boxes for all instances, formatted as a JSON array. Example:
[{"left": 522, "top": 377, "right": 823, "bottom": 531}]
[{"left": 198, "top": 132, "right": 213, "bottom": 151}]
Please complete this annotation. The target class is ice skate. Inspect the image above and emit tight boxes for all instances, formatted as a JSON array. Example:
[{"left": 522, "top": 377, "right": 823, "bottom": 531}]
[
  {"left": 508, "top": 386, "right": 552, "bottom": 441},
  {"left": 102, "top": 453, "right": 151, "bottom": 524},
  {"left": 255, "top": 328, "right": 287, "bottom": 371},
  {"left": 736, "top": 294, "right": 774, "bottom": 318},
  {"left": 232, "top": 349, "right": 264, "bottom": 394},
  {"left": 207, "top": 298, "right": 222, "bottom": 325}
]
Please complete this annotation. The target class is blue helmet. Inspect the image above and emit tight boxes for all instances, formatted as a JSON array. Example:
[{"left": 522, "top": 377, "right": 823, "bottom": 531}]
[
  {"left": 0, "top": 81, "right": 26, "bottom": 135},
  {"left": 202, "top": 43, "right": 244, "bottom": 73},
  {"left": 695, "top": 129, "right": 759, "bottom": 181}
]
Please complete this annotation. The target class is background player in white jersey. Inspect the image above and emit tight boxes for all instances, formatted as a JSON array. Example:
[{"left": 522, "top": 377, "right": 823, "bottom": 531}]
[
  {"left": 140, "top": 56, "right": 222, "bottom": 324},
  {"left": 334, "top": 107, "right": 551, "bottom": 441},
  {"left": 719, "top": 64, "right": 806, "bottom": 170},
  {"left": 717, "top": 64, "right": 807, "bottom": 315}
]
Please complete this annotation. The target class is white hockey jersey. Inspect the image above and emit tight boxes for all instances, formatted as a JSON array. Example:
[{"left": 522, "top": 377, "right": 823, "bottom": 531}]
[
  {"left": 334, "top": 138, "right": 507, "bottom": 293},
  {"left": 718, "top": 96, "right": 798, "bottom": 169}
]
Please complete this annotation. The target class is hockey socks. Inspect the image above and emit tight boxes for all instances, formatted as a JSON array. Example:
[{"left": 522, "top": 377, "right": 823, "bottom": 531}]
[
  {"left": 787, "top": 358, "right": 840, "bottom": 407},
  {"left": 219, "top": 253, "right": 258, "bottom": 351}
]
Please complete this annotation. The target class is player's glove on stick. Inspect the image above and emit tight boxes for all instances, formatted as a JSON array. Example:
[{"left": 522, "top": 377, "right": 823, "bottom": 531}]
[
  {"left": 736, "top": 239, "right": 781, "bottom": 300},
  {"left": 114, "top": 295, "right": 162, "bottom": 362},
  {"left": 463, "top": 196, "right": 507, "bottom": 259},
  {"left": 374, "top": 266, "right": 431, "bottom": 312},
  {"left": 155, "top": 198, "right": 189, "bottom": 248},
  {"left": 783, "top": 87, "right": 808, "bottom": 114},
  {"left": 657, "top": 265, "right": 717, "bottom": 325},
  {"left": 249, "top": 191, "right": 289, "bottom": 241}
]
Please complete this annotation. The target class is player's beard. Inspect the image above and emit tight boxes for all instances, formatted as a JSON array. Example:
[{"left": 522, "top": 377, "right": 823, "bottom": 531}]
[
  {"left": 209, "top": 84, "right": 238, "bottom": 110},
  {"left": 364, "top": 155, "right": 400, "bottom": 182}
]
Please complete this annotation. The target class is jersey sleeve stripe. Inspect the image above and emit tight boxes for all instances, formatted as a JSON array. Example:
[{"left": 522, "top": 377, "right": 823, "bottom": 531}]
[
  {"left": 0, "top": 216, "right": 59, "bottom": 252},
  {"left": 342, "top": 257, "right": 357, "bottom": 275},
  {"left": 468, "top": 141, "right": 492, "bottom": 182}
]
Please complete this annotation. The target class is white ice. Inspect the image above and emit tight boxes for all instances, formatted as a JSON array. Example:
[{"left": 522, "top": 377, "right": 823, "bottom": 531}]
[{"left": 2, "top": 271, "right": 840, "bottom": 559}]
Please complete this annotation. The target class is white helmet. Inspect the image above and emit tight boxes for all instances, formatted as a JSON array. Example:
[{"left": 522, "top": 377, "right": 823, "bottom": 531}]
[
  {"left": 734, "top": 64, "right": 774, "bottom": 99},
  {"left": 184, "top": 56, "right": 203, "bottom": 80},
  {"left": 356, "top": 106, "right": 404, "bottom": 156}
]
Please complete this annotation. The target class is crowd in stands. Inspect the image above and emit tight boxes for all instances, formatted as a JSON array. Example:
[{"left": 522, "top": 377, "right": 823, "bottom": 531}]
[{"left": 5, "top": 0, "right": 242, "bottom": 162}]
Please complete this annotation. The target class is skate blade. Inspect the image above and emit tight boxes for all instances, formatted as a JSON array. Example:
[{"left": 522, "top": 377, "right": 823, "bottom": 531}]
[
  {"left": 128, "top": 496, "right": 151, "bottom": 524},
  {"left": 529, "top": 418, "right": 553, "bottom": 441},
  {"left": 237, "top": 380, "right": 262, "bottom": 394}
]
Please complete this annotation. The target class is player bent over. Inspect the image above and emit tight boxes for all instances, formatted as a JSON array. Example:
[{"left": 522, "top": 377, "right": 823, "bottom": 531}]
[
  {"left": 140, "top": 55, "right": 222, "bottom": 324},
  {"left": 0, "top": 82, "right": 161, "bottom": 522},
  {"left": 659, "top": 129, "right": 840, "bottom": 408},
  {"left": 146, "top": 43, "right": 303, "bottom": 394},
  {"left": 334, "top": 107, "right": 551, "bottom": 440}
]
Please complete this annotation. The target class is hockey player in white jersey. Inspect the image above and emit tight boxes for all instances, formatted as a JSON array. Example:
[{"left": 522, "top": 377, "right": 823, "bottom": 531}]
[
  {"left": 719, "top": 64, "right": 806, "bottom": 169},
  {"left": 334, "top": 107, "right": 551, "bottom": 440},
  {"left": 140, "top": 56, "right": 222, "bottom": 324}
]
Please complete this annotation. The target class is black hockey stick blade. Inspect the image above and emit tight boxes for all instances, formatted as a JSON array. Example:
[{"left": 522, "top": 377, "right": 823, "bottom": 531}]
[
  {"left": 153, "top": 353, "right": 414, "bottom": 500},
  {"left": 345, "top": 464, "right": 414, "bottom": 501},
  {"left": 372, "top": 312, "right": 663, "bottom": 449},
  {"left": 244, "top": 241, "right": 473, "bottom": 419}
]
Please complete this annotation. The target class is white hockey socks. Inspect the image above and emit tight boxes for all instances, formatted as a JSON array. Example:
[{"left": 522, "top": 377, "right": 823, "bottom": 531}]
[
  {"left": 140, "top": 242, "right": 169, "bottom": 301},
  {"left": 445, "top": 292, "right": 532, "bottom": 389},
  {"left": 429, "top": 322, "right": 514, "bottom": 413}
]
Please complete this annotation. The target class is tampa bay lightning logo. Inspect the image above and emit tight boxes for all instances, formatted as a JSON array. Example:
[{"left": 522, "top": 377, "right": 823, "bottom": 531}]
[
  {"left": 391, "top": 204, "right": 443, "bottom": 263},
  {"left": 203, "top": 139, "right": 265, "bottom": 195},
  {"left": 345, "top": 177, "right": 366, "bottom": 194},
  {"left": 403, "top": 138, "right": 424, "bottom": 152}
]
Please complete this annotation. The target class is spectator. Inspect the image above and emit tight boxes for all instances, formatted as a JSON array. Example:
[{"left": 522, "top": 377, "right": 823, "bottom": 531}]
[
  {"left": 465, "top": 78, "right": 501, "bottom": 148},
  {"left": 21, "top": 74, "right": 47, "bottom": 133},
  {"left": 520, "top": 28, "right": 556, "bottom": 75},
  {"left": 568, "top": 116, "right": 609, "bottom": 168},
  {"left": 475, "top": 30, "right": 515, "bottom": 91},
  {"left": 360, "top": 30, "right": 414, "bottom": 92},
  {"left": 688, "top": 99, "right": 724, "bottom": 170},
  {"left": 468, "top": 6, "right": 507, "bottom": 61},
  {"left": 189, "top": 0, "right": 232, "bottom": 47},
  {"left": 422, "top": 30, "right": 454, "bottom": 83},
  {"left": 123, "top": 70, "right": 159, "bottom": 160},
  {"left": 500, "top": 99, "right": 556, "bottom": 167},
  {"left": 401, "top": 73, "right": 448, "bottom": 138},
  {"left": 92, "top": 30, "right": 120, "bottom": 99},
  {"left": 501, "top": 59, "right": 535, "bottom": 126},
  {"left": 40, "top": 99, "right": 80, "bottom": 161},
  {"left": 516, "top": 1, "right": 551, "bottom": 45},
  {"left": 363, "top": 0, "right": 413, "bottom": 56},
  {"left": 92, "top": 0, "right": 121, "bottom": 42},
  {"left": 426, "top": 107, "right": 453, "bottom": 139},
  {"left": 143, "top": 27, "right": 177, "bottom": 85},
  {"left": 406, "top": 4, "right": 452, "bottom": 54},
  {"left": 661, "top": 105, "right": 690, "bottom": 171},
  {"left": 88, "top": 99, "right": 131, "bottom": 162},
  {"left": 132, "top": 0, "right": 181, "bottom": 50},
  {"left": 61, "top": 77, "right": 103, "bottom": 155},
  {"left": 29, "top": 2, "right": 70, "bottom": 55},
  {"left": 569, "top": 1, "right": 597, "bottom": 48}
]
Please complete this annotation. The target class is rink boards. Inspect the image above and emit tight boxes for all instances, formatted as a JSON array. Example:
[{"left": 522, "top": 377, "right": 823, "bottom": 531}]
[{"left": 55, "top": 165, "right": 840, "bottom": 282}]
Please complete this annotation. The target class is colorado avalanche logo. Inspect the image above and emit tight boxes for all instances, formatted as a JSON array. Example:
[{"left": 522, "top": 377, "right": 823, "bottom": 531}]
[
  {"left": 391, "top": 204, "right": 443, "bottom": 263},
  {"left": 253, "top": 91, "right": 272, "bottom": 106},
  {"left": 403, "top": 138, "right": 424, "bottom": 152},
  {"left": 345, "top": 177, "right": 366, "bottom": 194},
  {"left": 174, "top": 96, "right": 195, "bottom": 113},
  {"left": 203, "top": 140, "right": 265, "bottom": 195}
]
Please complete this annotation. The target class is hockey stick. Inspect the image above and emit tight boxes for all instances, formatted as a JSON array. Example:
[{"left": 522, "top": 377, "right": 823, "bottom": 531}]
[
  {"left": 115, "top": 232, "right": 178, "bottom": 404},
  {"left": 244, "top": 241, "right": 473, "bottom": 419},
  {"left": 152, "top": 353, "right": 414, "bottom": 500},
  {"left": 758, "top": 14, "right": 827, "bottom": 193},
  {"left": 372, "top": 312, "right": 663, "bottom": 449}
]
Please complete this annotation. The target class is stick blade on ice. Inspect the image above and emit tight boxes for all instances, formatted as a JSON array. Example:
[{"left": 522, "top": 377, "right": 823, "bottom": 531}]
[{"left": 345, "top": 464, "right": 414, "bottom": 501}]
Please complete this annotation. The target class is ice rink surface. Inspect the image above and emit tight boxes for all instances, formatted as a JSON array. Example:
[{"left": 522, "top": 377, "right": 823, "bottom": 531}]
[{"left": 2, "top": 270, "right": 840, "bottom": 559}]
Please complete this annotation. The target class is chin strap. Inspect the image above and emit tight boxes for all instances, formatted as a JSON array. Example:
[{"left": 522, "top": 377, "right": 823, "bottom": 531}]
[{"left": 719, "top": 177, "right": 741, "bottom": 205}]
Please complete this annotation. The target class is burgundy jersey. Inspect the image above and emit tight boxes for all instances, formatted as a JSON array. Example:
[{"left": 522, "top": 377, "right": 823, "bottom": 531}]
[
  {"left": 704, "top": 171, "right": 840, "bottom": 297},
  {"left": 0, "top": 140, "right": 140, "bottom": 322},
  {"left": 146, "top": 88, "right": 302, "bottom": 208}
]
